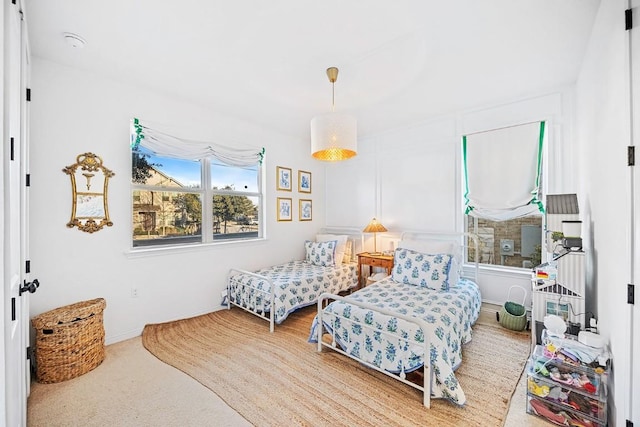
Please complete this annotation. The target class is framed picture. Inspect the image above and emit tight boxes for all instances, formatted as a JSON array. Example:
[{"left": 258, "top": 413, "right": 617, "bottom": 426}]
[
  {"left": 276, "top": 166, "right": 292, "bottom": 191},
  {"left": 277, "top": 197, "right": 292, "bottom": 221},
  {"left": 299, "top": 199, "right": 312, "bottom": 221},
  {"left": 298, "top": 170, "right": 312, "bottom": 193}
]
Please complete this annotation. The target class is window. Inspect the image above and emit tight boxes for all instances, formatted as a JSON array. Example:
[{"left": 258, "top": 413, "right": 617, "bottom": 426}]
[
  {"left": 465, "top": 215, "right": 543, "bottom": 269},
  {"left": 130, "top": 119, "right": 264, "bottom": 248},
  {"left": 462, "top": 121, "right": 546, "bottom": 269}
]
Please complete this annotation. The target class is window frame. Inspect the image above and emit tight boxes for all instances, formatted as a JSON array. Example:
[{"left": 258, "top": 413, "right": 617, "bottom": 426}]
[
  {"left": 131, "top": 154, "right": 264, "bottom": 250},
  {"left": 459, "top": 120, "right": 549, "bottom": 272}
]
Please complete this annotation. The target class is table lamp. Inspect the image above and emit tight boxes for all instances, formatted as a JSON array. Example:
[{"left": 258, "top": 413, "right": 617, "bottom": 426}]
[{"left": 363, "top": 218, "right": 387, "bottom": 255}]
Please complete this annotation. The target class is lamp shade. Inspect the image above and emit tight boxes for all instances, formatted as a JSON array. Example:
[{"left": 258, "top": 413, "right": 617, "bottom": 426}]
[
  {"left": 310, "top": 112, "right": 357, "bottom": 161},
  {"left": 363, "top": 218, "right": 387, "bottom": 233}
]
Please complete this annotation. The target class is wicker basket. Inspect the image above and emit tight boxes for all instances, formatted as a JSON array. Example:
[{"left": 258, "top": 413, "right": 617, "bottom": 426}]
[
  {"left": 498, "top": 286, "right": 528, "bottom": 332},
  {"left": 31, "top": 298, "right": 106, "bottom": 383}
]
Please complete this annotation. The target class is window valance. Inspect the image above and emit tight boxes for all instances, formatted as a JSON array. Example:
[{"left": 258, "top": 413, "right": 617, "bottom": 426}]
[
  {"left": 130, "top": 118, "right": 265, "bottom": 167},
  {"left": 463, "top": 121, "right": 545, "bottom": 221}
]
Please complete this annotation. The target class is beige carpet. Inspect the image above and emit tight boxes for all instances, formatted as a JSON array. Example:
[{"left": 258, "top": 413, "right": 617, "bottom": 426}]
[{"left": 142, "top": 305, "right": 531, "bottom": 427}]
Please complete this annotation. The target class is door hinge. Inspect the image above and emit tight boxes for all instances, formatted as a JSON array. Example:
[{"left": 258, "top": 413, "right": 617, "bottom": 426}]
[
  {"left": 26, "top": 88, "right": 31, "bottom": 102},
  {"left": 26, "top": 346, "right": 32, "bottom": 361},
  {"left": 629, "top": 284, "right": 635, "bottom": 304},
  {"left": 629, "top": 146, "right": 635, "bottom": 166},
  {"left": 11, "top": 298, "right": 16, "bottom": 321},
  {"left": 627, "top": 420, "right": 633, "bottom": 427},
  {"left": 10, "top": 137, "right": 15, "bottom": 161},
  {"left": 12, "top": 0, "right": 16, "bottom": 4},
  {"left": 626, "top": 9, "right": 633, "bottom": 30},
  {"left": 25, "top": 259, "right": 30, "bottom": 274},
  {"left": 25, "top": 174, "right": 30, "bottom": 187}
]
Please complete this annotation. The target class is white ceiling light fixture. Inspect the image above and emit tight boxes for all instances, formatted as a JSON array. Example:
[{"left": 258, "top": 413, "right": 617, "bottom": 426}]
[
  {"left": 63, "top": 32, "right": 87, "bottom": 48},
  {"left": 310, "top": 67, "right": 357, "bottom": 161}
]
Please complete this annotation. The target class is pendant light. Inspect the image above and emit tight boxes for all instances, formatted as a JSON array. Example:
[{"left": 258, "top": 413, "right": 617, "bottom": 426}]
[{"left": 310, "top": 67, "right": 357, "bottom": 161}]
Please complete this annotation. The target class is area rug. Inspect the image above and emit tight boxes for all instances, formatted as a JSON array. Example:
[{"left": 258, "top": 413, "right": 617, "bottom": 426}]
[{"left": 142, "top": 306, "right": 530, "bottom": 427}]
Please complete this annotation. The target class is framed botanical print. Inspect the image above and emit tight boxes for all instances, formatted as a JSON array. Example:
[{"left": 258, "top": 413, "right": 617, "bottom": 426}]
[
  {"left": 298, "top": 170, "right": 311, "bottom": 193},
  {"left": 276, "top": 166, "right": 292, "bottom": 191},
  {"left": 299, "top": 199, "right": 312, "bottom": 221},
  {"left": 277, "top": 197, "right": 292, "bottom": 221}
]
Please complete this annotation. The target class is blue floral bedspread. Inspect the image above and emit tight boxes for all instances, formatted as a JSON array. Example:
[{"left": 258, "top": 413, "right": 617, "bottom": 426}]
[
  {"left": 309, "top": 277, "right": 481, "bottom": 405},
  {"left": 228, "top": 260, "right": 358, "bottom": 324}
]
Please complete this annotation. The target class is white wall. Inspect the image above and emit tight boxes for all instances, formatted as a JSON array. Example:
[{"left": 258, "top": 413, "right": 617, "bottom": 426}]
[
  {"left": 29, "top": 58, "right": 323, "bottom": 344},
  {"left": 575, "top": 0, "right": 639, "bottom": 424},
  {"left": 324, "top": 90, "right": 578, "bottom": 306}
]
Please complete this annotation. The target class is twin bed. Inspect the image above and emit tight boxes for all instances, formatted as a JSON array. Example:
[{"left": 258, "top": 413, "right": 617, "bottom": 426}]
[
  {"left": 226, "top": 230, "right": 481, "bottom": 408},
  {"left": 226, "top": 227, "right": 363, "bottom": 332}
]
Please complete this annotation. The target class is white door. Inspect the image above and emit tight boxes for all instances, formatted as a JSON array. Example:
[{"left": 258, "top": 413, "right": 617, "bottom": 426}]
[
  {"left": 631, "top": 1, "right": 640, "bottom": 423},
  {"left": 2, "top": 0, "right": 32, "bottom": 425}
]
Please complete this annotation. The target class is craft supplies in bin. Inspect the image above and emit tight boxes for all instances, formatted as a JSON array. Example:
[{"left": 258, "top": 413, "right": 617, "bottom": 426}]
[
  {"left": 497, "top": 285, "right": 528, "bottom": 331},
  {"left": 31, "top": 298, "right": 106, "bottom": 383}
]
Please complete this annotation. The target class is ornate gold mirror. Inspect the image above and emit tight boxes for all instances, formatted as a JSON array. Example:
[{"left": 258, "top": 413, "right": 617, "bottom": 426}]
[{"left": 63, "top": 153, "right": 115, "bottom": 233}]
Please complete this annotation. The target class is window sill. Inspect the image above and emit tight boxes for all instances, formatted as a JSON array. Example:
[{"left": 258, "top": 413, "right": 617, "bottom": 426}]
[
  {"left": 473, "top": 264, "right": 533, "bottom": 279},
  {"left": 124, "top": 237, "right": 268, "bottom": 259}
]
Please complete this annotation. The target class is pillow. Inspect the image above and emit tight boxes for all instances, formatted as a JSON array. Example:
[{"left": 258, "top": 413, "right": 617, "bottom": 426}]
[
  {"left": 398, "top": 239, "right": 459, "bottom": 260},
  {"left": 316, "top": 234, "right": 348, "bottom": 264},
  {"left": 449, "top": 257, "right": 461, "bottom": 287},
  {"left": 392, "top": 247, "right": 453, "bottom": 291},
  {"left": 305, "top": 240, "right": 338, "bottom": 267},
  {"left": 343, "top": 239, "right": 353, "bottom": 263},
  {"left": 398, "top": 239, "right": 462, "bottom": 268}
]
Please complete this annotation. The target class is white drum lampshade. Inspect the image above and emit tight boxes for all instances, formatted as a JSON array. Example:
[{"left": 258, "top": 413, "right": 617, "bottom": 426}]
[{"left": 310, "top": 112, "right": 357, "bottom": 161}]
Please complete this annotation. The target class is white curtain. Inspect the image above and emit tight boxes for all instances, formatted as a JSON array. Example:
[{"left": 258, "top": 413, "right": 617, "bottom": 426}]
[
  {"left": 130, "top": 118, "right": 264, "bottom": 166},
  {"left": 463, "top": 121, "right": 545, "bottom": 221}
]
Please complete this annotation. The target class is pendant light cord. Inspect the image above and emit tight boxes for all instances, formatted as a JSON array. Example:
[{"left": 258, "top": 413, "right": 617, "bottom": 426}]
[{"left": 332, "top": 81, "right": 336, "bottom": 113}]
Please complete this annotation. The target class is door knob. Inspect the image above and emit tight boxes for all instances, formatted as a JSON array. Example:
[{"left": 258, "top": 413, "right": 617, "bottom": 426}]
[{"left": 19, "top": 279, "right": 40, "bottom": 296}]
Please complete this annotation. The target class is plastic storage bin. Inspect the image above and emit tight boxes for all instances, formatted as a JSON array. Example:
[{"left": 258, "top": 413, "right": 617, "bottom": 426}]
[
  {"left": 527, "top": 360, "right": 607, "bottom": 424},
  {"left": 526, "top": 334, "right": 608, "bottom": 426}
]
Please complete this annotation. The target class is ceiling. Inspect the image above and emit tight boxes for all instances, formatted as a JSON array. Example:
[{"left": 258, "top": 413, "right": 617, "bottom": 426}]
[{"left": 25, "top": 0, "right": 601, "bottom": 141}]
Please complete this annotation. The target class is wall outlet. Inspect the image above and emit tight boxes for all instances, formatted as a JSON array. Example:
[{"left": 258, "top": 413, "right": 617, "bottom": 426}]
[{"left": 131, "top": 287, "right": 139, "bottom": 298}]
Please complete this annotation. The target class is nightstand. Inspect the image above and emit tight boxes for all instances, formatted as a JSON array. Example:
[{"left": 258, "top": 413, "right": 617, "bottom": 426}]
[{"left": 356, "top": 252, "right": 394, "bottom": 288}]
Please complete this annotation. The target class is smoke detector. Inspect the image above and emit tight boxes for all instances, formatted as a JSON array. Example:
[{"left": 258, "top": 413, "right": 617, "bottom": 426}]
[{"left": 63, "top": 32, "right": 86, "bottom": 48}]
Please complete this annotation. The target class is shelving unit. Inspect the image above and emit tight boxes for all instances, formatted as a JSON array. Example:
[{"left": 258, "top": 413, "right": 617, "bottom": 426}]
[{"left": 531, "top": 250, "right": 585, "bottom": 345}]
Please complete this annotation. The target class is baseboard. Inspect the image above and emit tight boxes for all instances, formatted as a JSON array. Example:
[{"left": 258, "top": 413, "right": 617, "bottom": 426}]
[
  {"left": 105, "top": 308, "right": 219, "bottom": 346},
  {"left": 106, "top": 328, "right": 142, "bottom": 345}
]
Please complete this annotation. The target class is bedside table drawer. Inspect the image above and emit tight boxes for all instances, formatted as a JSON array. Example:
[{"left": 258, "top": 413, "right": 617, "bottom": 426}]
[
  {"left": 368, "top": 257, "right": 388, "bottom": 267},
  {"left": 356, "top": 253, "right": 395, "bottom": 289}
]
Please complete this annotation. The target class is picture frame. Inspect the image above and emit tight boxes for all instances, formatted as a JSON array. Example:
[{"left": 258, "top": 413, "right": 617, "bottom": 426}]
[
  {"left": 276, "top": 166, "right": 292, "bottom": 191},
  {"left": 277, "top": 197, "right": 292, "bottom": 221},
  {"left": 298, "top": 170, "right": 312, "bottom": 193},
  {"left": 299, "top": 199, "right": 312, "bottom": 221}
]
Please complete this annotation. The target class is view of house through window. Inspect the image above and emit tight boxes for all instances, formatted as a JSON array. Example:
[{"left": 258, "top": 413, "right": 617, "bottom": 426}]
[
  {"left": 131, "top": 146, "right": 262, "bottom": 247},
  {"left": 465, "top": 215, "right": 543, "bottom": 269}
]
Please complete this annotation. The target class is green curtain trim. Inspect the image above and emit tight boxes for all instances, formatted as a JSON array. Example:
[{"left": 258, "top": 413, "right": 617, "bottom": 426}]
[
  {"left": 131, "top": 117, "right": 144, "bottom": 150},
  {"left": 531, "top": 121, "right": 546, "bottom": 214},
  {"left": 462, "top": 135, "right": 473, "bottom": 213},
  {"left": 258, "top": 147, "right": 265, "bottom": 165}
]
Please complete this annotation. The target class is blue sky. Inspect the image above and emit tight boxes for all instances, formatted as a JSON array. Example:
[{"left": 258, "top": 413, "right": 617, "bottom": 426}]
[{"left": 137, "top": 147, "right": 258, "bottom": 191}]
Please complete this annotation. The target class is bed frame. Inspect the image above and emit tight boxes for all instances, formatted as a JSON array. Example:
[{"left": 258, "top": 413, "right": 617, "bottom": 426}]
[
  {"left": 316, "top": 231, "right": 479, "bottom": 408},
  {"left": 226, "top": 227, "right": 364, "bottom": 332}
]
